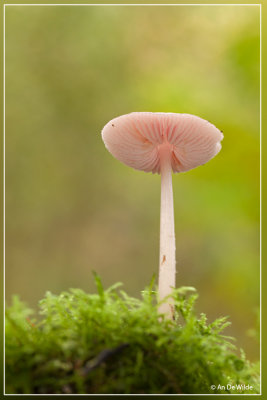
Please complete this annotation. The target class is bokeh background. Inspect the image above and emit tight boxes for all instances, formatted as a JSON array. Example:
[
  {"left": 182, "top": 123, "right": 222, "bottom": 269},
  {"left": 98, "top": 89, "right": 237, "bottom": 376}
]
[{"left": 5, "top": 5, "right": 260, "bottom": 360}]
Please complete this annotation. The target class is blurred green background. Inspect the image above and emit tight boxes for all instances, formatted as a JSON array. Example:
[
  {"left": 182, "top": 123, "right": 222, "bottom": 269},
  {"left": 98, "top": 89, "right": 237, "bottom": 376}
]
[{"left": 5, "top": 5, "right": 260, "bottom": 360}]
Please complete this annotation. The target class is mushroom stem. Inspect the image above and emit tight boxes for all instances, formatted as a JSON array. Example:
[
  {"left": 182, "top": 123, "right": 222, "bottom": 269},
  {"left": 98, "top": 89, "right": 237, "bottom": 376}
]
[{"left": 158, "top": 144, "right": 176, "bottom": 318}]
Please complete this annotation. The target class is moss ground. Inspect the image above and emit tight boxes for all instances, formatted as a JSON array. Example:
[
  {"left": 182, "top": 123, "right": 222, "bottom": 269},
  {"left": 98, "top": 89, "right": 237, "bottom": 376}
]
[{"left": 5, "top": 274, "right": 259, "bottom": 394}]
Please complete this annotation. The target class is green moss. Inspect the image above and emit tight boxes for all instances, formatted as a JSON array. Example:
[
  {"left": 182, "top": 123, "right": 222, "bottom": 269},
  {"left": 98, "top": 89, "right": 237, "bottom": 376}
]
[{"left": 5, "top": 274, "right": 259, "bottom": 394}]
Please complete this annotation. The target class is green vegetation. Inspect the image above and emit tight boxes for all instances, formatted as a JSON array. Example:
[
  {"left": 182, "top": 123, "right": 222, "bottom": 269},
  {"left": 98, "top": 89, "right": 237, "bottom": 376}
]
[{"left": 5, "top": 275, "right": 259, "bottom": 395}]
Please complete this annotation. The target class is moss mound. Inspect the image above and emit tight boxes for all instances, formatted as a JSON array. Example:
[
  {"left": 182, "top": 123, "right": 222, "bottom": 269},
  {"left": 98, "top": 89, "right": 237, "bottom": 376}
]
[{"left": 5, "top": 275, "right": 259, "bottom": 394}]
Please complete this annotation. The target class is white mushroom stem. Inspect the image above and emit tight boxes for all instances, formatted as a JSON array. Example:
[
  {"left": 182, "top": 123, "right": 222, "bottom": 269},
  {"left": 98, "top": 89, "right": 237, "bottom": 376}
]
[{"left": 158, "top": 144, "right": 176, "bottom": 318}]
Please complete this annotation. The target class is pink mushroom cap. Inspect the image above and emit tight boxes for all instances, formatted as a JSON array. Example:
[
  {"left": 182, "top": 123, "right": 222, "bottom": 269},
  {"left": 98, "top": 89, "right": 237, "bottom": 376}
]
[{"left": 101, "top": 112, "right": 223, "bottom": 174}]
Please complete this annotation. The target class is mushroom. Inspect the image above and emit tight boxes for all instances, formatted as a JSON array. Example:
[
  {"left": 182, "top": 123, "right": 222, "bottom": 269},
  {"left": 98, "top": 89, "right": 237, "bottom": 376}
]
[{"left": 101, "top": 112, "right": 223, "bottom": 318}]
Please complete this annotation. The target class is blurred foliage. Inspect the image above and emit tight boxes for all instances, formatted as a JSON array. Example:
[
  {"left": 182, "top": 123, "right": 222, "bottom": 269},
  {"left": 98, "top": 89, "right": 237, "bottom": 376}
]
[
  {"left": 5, "top": 5, "right": 260, "bottom": 360},
  {"left": 5, "top": 277, "right": 260, "bottom": 394}
]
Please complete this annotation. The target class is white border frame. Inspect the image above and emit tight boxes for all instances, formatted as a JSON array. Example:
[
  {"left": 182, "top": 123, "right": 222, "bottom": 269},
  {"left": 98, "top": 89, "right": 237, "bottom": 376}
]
[{"left": 3, "top": 3, "right": 262, "bottom": 396}]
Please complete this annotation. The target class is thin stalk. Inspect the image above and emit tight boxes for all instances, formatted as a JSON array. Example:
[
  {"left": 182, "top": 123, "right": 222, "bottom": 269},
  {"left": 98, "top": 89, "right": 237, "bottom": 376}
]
[{"left": 158, "top": 145, "right": 176, "bottom": 318}]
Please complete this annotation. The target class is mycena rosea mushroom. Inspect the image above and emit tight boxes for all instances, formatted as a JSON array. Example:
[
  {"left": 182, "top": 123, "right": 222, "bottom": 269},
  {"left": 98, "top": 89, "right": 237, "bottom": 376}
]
[{"left": 101, "top": 112, "right": 223, "bottom": 318}]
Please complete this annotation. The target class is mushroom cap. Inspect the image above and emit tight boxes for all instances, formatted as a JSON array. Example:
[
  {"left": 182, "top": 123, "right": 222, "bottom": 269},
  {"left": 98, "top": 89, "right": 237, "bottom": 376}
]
[{"left": 101, "top": 112, "right": 223, "bottom": 174}]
